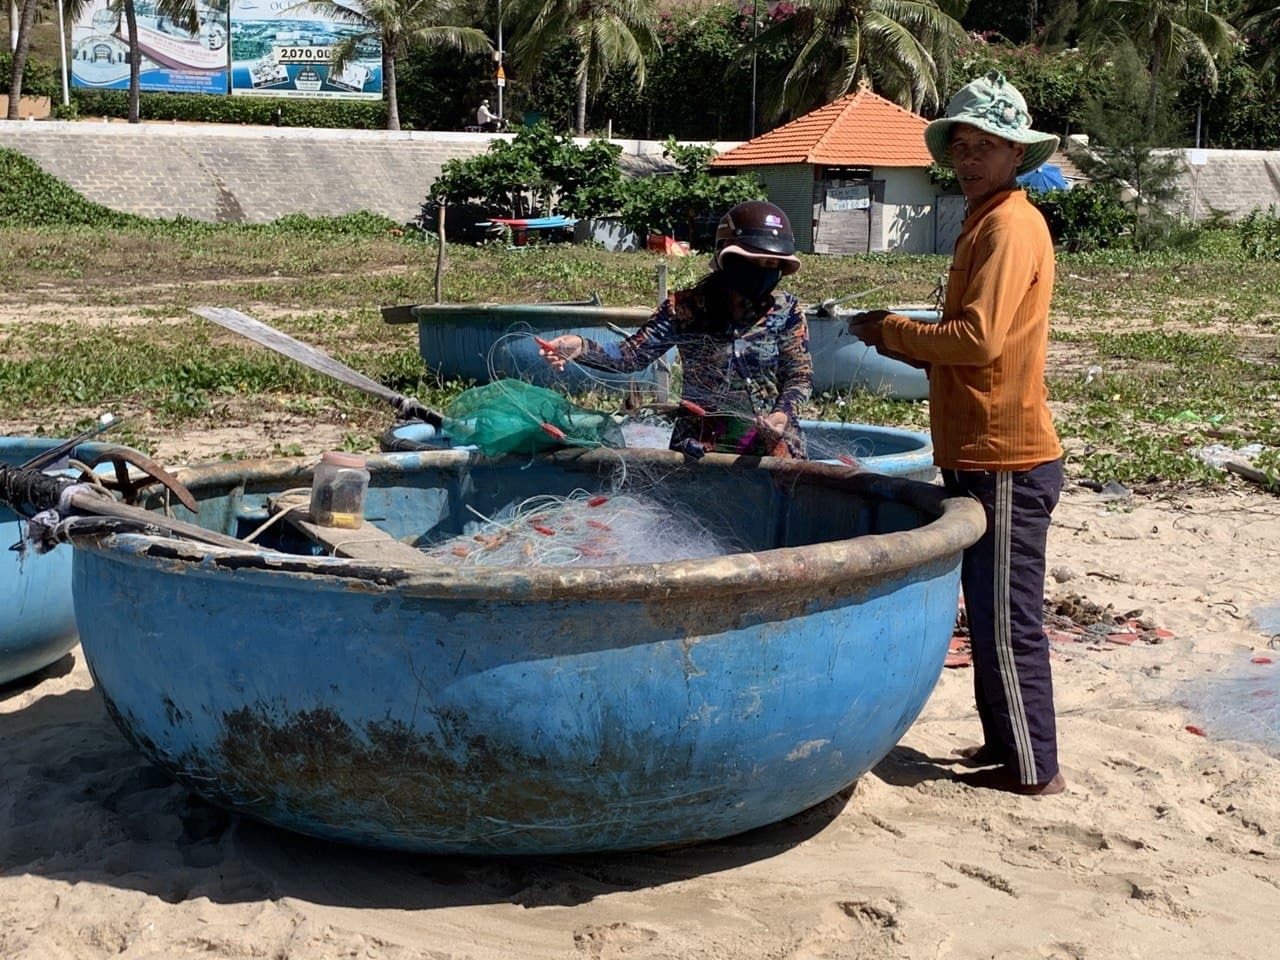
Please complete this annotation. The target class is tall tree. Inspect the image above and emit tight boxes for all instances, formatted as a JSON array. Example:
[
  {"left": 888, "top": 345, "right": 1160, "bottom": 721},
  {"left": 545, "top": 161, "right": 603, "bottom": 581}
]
[
  {"left": 506, "top": 0, "right": 659, "bottom": 136},
  {"left": 4, "top": 0, "right": 39, "bottom": 120},
  {"left": 1242, "top": 1, "right": 1280, "bottom": 80},
  {"left": 1076, "top": 0, "right": 1236, "bottom": 131},
  {"left": 751, "top": 0, "right": 968, "bottom": 121},
  {"left": 292, "top": 0, "right": 491, "bottom": 130},
  {"left": 76, "top": 0, "right": 227, "bottom": 123},
  {"left": 1075, "top": 43, "right": 1186, "bottom": 247}
]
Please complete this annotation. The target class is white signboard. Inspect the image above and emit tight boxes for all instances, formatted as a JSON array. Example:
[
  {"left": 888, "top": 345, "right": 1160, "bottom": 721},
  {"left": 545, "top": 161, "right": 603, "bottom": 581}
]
[{"left": 825, "top": 185, "right": 870, "bottom": 212}]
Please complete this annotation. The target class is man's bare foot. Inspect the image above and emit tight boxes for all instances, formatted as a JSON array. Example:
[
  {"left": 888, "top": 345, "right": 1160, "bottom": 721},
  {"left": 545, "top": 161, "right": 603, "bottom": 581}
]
[
  {"left": 955, "top": 766, "right": 1067, "bottom": 796},
  {"left": 950, "top": 743, "right": 1003, "bottom": 766}
]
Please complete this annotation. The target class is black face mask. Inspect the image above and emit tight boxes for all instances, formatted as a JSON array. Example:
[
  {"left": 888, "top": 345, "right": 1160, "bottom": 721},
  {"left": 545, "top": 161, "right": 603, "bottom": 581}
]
[{"left": 721, "top": 258, "right": 783, "bottom": 301}]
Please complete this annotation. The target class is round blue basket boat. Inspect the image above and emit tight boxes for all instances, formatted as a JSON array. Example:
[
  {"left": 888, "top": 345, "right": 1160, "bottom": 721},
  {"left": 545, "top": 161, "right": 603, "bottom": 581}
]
[
  {"left": 1, "top": 437, "right": 114, "bottom": 685},
  {"left": 380, "top": 418, "right": 937, "bottom": 483},
  {"left": 68, "top": 449, "right": 982, "bottom": 855}
]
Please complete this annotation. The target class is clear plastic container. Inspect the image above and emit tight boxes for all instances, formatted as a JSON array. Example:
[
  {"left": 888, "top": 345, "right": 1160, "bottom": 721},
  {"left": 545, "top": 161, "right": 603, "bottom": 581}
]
[{"left": 308, "top": 451, "right": 369, "bottom": 528}]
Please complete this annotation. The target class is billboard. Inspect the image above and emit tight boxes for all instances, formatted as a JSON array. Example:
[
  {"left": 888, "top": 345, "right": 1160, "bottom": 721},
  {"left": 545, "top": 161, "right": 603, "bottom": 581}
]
[
  {"left": 229, "top": 1, "right": 382, "bottom": 100},
  {"left": 70, "top": 0, "right": 231, "bottom": 95}
]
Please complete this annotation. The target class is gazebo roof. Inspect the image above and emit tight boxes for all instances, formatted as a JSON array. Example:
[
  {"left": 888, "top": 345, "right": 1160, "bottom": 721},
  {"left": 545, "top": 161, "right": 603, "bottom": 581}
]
[{"left": 710, "top": 90, "right": 933, "bottom": 168}]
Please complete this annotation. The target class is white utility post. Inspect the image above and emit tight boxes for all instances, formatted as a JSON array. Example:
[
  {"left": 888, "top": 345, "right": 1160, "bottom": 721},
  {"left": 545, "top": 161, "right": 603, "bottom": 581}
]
[
  {"left": 1195, "top": 0, "right": 1209, "bottom": 148},
  {"left": 56, "top": 0, "right": 69, "bottom": 106},
  {"left": 495, "top": 0, "right": 504, "bottom": 119}
]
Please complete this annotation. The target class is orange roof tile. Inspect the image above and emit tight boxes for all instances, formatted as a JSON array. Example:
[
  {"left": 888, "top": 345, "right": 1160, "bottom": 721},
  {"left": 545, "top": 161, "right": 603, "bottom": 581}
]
[{"left": 710, "top": 90, "right": 933, "bottom": 168}]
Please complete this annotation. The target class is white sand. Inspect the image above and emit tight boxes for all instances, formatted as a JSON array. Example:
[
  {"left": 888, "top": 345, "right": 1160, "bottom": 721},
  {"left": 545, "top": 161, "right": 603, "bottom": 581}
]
[{"left": 3, "top": 483, "right": 1278, "bottom": 960}]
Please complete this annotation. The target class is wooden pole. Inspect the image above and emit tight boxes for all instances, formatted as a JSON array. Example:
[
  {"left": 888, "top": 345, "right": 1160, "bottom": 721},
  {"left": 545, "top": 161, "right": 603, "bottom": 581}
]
[{"left": 434, "top": 205, "right": 447, "bottom": 304}]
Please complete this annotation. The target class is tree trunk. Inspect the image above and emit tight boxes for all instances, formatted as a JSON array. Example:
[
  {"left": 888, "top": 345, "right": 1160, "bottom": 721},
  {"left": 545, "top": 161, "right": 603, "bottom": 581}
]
[
  {"left": 125, "top": 0, "right": 141, "bottom": 123},
  {"left": 1146, "top": 25, "right": 1165, "bottom": 140},
  {"left": 384, "top": 43, "right": 399, "bottom": 130},
  {"left": 5, "top": 0, "right": 39, "bottom": 121},
  {"left": 575, "top": 63, "right": 587, "bottom": 136}
]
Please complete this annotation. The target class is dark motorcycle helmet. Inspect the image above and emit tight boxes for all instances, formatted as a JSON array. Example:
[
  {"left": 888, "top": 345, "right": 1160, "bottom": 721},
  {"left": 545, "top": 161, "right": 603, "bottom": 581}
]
[{"left": 712, "top": 200, "right": 801, "bottom": 276}]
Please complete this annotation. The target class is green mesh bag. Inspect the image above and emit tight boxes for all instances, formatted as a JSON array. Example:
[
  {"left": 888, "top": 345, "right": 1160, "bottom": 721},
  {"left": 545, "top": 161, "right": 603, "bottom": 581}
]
[{"left": 442, "top": 381, "right": 625, "bottom": 457}]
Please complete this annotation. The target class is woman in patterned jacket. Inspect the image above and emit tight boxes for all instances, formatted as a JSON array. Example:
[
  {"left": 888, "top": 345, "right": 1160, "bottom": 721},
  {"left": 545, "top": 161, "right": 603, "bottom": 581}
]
[{"left": 539, "top": 200, "right": 812, "bottom": 458}]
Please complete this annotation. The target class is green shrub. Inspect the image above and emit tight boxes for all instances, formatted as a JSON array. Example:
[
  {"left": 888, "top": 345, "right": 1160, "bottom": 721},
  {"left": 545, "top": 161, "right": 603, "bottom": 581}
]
[
  {"left": 426, "top": 124, "right": 626, "bottom": 222},
  {"left": 616, "top": 139, "right": 763, "bottom": 245},
  {"left": 1236, "top": 205, "right": 1280, "bottom": 260},
  {"left": 1031, "top": 183, "right": 1134, "bottom": 251},
  {"left": 0, "top": 52, "right": 61, "bottom": 100},
  {"left": 0, "top": 148, "right": 143, "bottom": 227},
  {"left": 70, "top": 90, "right": 387, "bottom": 129}
]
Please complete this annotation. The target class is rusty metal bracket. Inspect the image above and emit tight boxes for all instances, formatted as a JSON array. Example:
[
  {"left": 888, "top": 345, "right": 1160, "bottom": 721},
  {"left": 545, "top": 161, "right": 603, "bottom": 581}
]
[{"left": 76, "top": 445, "right": 200, "bottom": 513}]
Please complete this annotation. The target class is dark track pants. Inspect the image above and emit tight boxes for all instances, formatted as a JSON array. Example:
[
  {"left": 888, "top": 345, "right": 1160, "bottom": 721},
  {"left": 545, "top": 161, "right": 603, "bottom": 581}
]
[{"left": 943, "top": 459, "right": 1064, "bottom": 786}]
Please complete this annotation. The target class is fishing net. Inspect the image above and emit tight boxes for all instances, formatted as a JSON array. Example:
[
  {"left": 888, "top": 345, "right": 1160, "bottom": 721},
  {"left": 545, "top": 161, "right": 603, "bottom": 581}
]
[
  {"left": 440, "top": 380, "right": 624, "bottom": 458},
  {"left": 417, "top": 489, "right": 739, "bottom": 568}
]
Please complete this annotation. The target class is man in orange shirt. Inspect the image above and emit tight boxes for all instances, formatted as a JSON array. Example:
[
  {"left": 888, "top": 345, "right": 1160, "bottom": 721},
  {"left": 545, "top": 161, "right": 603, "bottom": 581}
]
[{"left": 848, "top": 72, "right": 1065, "bottom": 796}]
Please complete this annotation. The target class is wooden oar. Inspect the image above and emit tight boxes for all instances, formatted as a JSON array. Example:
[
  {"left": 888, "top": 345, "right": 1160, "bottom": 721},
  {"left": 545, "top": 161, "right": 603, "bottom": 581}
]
[
  {"left": 190, "top": 306, "right": 444, "bottom": 427},
  {"left": 18, "top": 412, "right": 120, "bottom": 471}
]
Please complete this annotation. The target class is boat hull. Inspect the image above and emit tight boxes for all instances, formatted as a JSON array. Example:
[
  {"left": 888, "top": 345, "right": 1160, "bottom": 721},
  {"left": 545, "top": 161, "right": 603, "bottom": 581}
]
[
  {"left": 71, "top": 450, "right": 983, "bottom": 854},
  {"left": 808, "top": 308, "right": 938, "bottom": 400},
  {"left": 380, "top": 418, "right": 937, "bottom": 482},
  {"left": 1, "top": 438, "right": 110, "bottom": 684},
  {"left": 396, "top": 303, "right": 669, "bottom": 392}
]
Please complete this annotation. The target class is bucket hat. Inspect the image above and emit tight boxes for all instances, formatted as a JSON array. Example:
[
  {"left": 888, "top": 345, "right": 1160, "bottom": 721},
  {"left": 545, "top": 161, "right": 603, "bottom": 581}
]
[{"left": 924, "top": 71, "right": 1059, "bottom": 176}]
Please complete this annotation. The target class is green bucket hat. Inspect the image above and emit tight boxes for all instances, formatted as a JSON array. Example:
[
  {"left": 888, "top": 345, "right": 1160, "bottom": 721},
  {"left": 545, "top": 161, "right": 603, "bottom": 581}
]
[{"left": 924, "top": 71, "right": 1059, "bottom": 176}]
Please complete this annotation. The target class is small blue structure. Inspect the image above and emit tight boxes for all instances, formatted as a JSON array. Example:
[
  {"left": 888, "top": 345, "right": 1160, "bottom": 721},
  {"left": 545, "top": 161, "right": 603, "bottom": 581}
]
[
  {"left": 1017, "top": 162, "right": 1068, "bottom": 193},
  {"left": 68, "top": 449, "right": 983, "bottom": 854}
]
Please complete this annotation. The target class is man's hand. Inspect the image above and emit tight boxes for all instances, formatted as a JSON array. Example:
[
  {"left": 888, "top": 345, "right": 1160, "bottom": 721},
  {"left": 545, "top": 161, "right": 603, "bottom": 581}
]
[
  {"left": 846, "top": 311, "right": 930, "bottom": 371},
  {"left": 845, "top": 310, "right": 892, "bottom": 349}
]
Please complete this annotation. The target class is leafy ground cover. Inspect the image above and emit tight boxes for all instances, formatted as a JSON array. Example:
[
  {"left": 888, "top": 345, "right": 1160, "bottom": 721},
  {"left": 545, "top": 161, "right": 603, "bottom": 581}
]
[{"left": 1, "top": 211, "right": 1276, "bottom": 490}]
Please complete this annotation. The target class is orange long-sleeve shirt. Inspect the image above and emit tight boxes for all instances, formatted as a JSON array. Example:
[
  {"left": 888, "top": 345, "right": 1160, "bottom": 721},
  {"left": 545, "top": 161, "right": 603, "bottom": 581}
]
[{"left": 880, "top": 189, "right": 1062, "bottom": 471}]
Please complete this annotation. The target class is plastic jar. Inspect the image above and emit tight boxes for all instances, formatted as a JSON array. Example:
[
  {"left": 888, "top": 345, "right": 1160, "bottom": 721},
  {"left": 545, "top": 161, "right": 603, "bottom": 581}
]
[{"left": 308, "top": 451, "right": 370, "bottom": 528}]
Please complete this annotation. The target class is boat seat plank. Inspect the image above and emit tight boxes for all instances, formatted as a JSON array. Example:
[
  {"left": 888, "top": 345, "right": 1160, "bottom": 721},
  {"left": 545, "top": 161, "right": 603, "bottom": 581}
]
[{"left": 269, "top": 493, "right": 436, "bottom": 569}]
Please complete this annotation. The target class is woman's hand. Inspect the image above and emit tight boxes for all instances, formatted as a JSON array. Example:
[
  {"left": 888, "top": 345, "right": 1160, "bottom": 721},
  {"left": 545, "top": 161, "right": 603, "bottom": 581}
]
[
  {"left": 754, "top": 412, "right": 790, "bottom": 444},
  {"left": 538, "top": 335, "right": 584, "bottom": 371}
]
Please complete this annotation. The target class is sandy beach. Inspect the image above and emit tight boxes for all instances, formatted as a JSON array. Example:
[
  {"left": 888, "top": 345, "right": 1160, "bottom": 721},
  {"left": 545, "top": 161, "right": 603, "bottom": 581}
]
[{"left": 3, "top": 473, "right": 1278, "bottom": 960}]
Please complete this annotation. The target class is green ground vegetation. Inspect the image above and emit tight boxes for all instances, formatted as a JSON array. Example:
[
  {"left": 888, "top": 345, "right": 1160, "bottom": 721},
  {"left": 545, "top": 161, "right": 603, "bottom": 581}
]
[{"left": 1, "top": 158, "right": 1277, "bottom": 491}]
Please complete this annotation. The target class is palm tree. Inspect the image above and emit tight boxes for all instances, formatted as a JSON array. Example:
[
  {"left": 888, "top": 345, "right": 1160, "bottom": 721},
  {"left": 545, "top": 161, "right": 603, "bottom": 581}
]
[
  {"left": 5, "top": 0, "right": 40, "bottom": 121},
  {"left": 751, "top": 0, "right": 968, "bottom": 121},
  {"left": 1242, "top": 1, "right": 1280, "bottom": 80},
  {"left": 290, "top": 0, "right": 491, "bottom": 131},
  {"left": 65, "top": 0, "right": 223, "bottom": 123},
  {"left": 1076, "top": 0, "right": 1236, "bottom": 129},
  {"left": 506, "top": 0, "right": 659, "bottom": 136}
]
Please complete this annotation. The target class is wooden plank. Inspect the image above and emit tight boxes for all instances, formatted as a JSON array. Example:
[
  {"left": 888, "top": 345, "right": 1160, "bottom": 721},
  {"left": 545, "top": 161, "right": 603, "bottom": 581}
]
[{"left": 270, "top": 493, "right": 438, "bottom": 568}]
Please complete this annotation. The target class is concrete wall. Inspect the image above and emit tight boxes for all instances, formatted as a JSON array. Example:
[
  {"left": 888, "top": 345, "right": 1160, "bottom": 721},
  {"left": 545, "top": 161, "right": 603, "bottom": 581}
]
[
  {"left": 0, "top": 96, "right": 51, "bottom": 119},
  {"left": 1172, "top": 149, "right": 1280, "bottom": 222},
  {"left": 878, "top": 167, "right": 938, "bottom": 255},
  {"left": 0, "top": 120, "right": 738, "bottom": 225}
]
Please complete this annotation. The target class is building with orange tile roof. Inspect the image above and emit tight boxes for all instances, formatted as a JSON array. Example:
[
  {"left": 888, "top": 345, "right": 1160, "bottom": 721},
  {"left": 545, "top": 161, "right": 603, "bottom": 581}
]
[{"left": 710, "top": 89, "right": 955, "bottom": 255}]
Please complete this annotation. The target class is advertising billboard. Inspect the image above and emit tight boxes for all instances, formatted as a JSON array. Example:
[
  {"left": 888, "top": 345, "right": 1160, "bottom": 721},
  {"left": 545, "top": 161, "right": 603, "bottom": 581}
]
[
  {"left": 70, "top": 0, "right": 231, "bottom": 95},
  {"left": 230, "top": 0, "right": 383, "bottom": 100}
]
